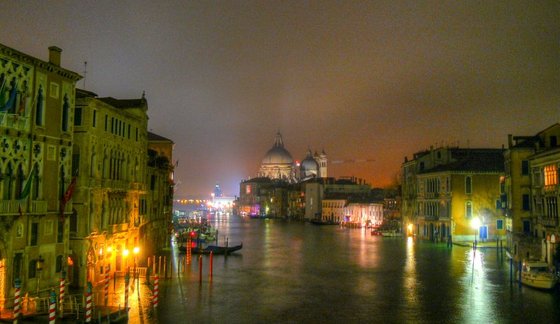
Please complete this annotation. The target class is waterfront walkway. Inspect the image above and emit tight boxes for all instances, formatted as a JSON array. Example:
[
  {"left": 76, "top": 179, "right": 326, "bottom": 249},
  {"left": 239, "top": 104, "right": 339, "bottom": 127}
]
[{"left": 0, "top": 270, "right": 156, "bottom": 323}]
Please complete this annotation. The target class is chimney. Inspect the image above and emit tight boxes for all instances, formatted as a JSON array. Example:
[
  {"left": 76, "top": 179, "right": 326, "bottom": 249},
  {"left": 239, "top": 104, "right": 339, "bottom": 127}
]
[{"left": 48, "top": 46, "right": 62, "bottom": 66}]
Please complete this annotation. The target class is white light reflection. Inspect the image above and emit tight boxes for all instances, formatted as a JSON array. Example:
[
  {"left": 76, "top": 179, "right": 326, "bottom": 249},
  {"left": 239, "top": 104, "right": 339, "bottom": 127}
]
[
  {"left": 465, "top": 247, "right": 492, "bottom": 322},
  {"left": 404, "top": 236, "right": 418, "bottom": 308}
]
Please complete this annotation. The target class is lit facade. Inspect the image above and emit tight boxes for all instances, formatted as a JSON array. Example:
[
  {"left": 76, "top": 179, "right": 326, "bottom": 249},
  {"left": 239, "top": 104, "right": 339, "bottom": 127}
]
[
  {"left": 506, "top": 124, "right": 560, "bottom": 265},
  {"left": 401, "top": 147, "right": 505, "bottom": 242},
  {"left": 0, "top": 44, "right": 81, "bottom": 307},
  {"left": 144, "top": 132, "right": 175, "bottom": 258},
  {"left": 70, "top": 89, "right": 148, "bottom": 287}
]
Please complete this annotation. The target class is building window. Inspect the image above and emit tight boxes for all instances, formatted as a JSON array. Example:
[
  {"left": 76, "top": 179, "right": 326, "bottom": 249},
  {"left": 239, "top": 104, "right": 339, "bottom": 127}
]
[
  {"left": 104, "top": 114, "right": 108, "bottom": 131},
  {"left": 57, "top": 220, "right": 64, "bottom": 243},
  {"left": 56, "top": 255, "right": 63, "bottom": 273},
  {"left": 522, "top": 194, "right": 530, "bottom": 211},
  {"left": 13, "top": 253, "right": 22, "bottom": 284},
  {"left": 465, "top": 176, "right": 472, "bottom": 194},
  {"left": 465, "top": 201, "right": 472, "bottom": 218},
  {"left": 92, "top": 110, "right": 97, "bottom": 127},
  {"left": 62, "top": 95, "right": 69, "bottom": 132},
  {"left": 35, "top": 86, "right": 44, "bottom": 126},
  {"left": 70, "top": 209, "right": 78, "bottom": 233},
  {"left": 544, "top": 165, "right": 558, "bottom": 186},
  {"left": 521, "top": 160, "right": 529, "bottom": 176},
  {"left": 74, "top": 107, "right": 82, "bottom": 126},
  {"left": 28, "top": 260, "right": 37, "bottom": 279},
  {"left": 497, "top": 219, "right": 503, "bottom": 230},
  {"left": 551, "top": 136, "right": 558, "bottom": 147},
  {"left": 30, "top": 222, "right": 38, "bottom": 246}
]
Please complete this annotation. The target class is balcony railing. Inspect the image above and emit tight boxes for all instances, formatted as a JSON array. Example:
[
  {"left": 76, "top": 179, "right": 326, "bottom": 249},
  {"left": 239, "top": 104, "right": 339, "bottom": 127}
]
[
  {"left": 0, "top": 200, "right": 47, "bottom": 214},
  {"left": 109, "top": 223, "right": 129, "bottom": 234},
  {"left": 538, "top": 216, "right": 559, "bottom": 227},
  {"left": 0, "top": 113, "right": 30, "bottom": 130}
]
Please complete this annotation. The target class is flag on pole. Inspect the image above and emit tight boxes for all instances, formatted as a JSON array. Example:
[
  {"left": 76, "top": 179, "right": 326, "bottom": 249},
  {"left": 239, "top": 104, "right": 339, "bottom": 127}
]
[
  {"left": 60, "top": 176, "right": 77, "bottom": 219},
  {"left": 19, "top": 166, "right": 36, "bottom": 200}
]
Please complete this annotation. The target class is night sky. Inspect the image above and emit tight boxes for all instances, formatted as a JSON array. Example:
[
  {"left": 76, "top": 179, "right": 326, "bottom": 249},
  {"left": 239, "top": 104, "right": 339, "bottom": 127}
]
[{"left": 1, "top": 1, "right": 558, "bottom": 198}]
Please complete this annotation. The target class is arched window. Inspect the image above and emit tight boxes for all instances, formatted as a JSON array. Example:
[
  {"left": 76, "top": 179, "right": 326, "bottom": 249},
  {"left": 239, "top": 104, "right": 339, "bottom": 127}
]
[
  {"left": 56, "top": 255, "right": 63, "bottom": 273},
  {"left": 32, "top": 163, "right": 40, "bottom": 199},
  {"left": 466, "top": 201, "right": 473, "bottom": 219},
  {"left": 62, "top": 94, "right": 69, "bottom": 132},
  {"left": 3, "top": 163, "right": 13, "bottom": 200},
  {"left": 14, "top": 164, "right": 24, "bottom": 199},
  {"left": 35, "top": 86, "right": 44, "bottom": 126},
  {"left": 465, "top": 176, "right": 472, "bottom": 194},
  {"left": 59, "top": 166, "right": 66, "bottom": 201}
]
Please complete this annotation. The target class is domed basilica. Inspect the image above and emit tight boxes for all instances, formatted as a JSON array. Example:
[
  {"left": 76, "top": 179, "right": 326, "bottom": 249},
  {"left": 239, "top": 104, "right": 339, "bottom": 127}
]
[{"left": 258, "top": 132, "right": 327, "bottom": 182}]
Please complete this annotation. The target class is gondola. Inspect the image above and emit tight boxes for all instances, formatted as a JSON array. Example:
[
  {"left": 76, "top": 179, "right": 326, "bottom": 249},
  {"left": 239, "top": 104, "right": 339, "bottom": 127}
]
[{"left": 179, "top": 243, "right": 243, "bottom": 255}]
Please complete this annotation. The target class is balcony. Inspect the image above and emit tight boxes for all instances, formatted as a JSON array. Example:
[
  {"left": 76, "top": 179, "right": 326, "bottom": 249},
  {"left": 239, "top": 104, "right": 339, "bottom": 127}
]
[
  {"left": 0, "top": 200, "right": 47, "bottom": 215},
  {"left": 0, "top": 114, "right": 30, "bottom": 131},
  {"left": 538, "top": 216, "right": 559, "bottom": 227},
  {"left": 109, "top": 223, "right": 129, "bottom": 234}
]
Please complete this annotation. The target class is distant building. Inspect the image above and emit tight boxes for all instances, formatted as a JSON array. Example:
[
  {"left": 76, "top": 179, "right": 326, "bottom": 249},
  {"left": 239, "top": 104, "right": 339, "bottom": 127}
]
[{"left": 401, "top": 146, "right": 505, "bottom": 242}]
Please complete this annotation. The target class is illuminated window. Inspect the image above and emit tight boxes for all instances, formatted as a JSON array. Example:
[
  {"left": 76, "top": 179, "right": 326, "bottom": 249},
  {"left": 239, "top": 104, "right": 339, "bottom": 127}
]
[
  {"left": 544, "top": 165, "right": 558, "bottom": 186},
  {"left": 465, "top": 201, "right": 472, "bottom": 218},
  {"left": 246, "top": 185, "right": 251, "bottom": 194}
]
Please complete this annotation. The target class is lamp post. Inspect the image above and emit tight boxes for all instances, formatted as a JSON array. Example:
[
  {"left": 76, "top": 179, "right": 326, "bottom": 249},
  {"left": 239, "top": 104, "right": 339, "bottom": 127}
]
[
  {"left": 36, "top": 255, "right": 44, "bottom": 295},
  {"left": 133, "top": 246, "right": 139, "bottom": 279},
  {"left": 123, "top": 249, "right": 130, "bottom": 273},
  {"left": 471, "top": 217, "right": 480, "bottom": 246}
]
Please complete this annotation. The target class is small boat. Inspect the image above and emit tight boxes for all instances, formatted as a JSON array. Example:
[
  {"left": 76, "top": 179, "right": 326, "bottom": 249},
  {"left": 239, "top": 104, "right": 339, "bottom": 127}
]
[
  {"left": 310, "top": 219, "right": 339, "bottom": 225},
  {"left": 381, "top": 230, "right": 402, "bottom": 237},
  {"left": 179, "top": 243, "right": 243, "bottom": 255},
  {"left": 520, "top": 260, "right": 557, "bottom": 290},
  {"left": 371, "top": 229, "right": 383, "bottom": 236}
]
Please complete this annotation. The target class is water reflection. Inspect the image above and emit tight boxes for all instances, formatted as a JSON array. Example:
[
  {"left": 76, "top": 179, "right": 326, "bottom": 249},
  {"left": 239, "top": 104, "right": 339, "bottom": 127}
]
[{"left": 154, "top": 218, "right": 560, "bottom": 323}]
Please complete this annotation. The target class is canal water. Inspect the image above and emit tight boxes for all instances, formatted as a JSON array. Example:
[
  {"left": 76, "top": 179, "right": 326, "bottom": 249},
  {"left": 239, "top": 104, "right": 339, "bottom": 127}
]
[{"left": 153, "top": 215, "right": 560, "bottom": 323}]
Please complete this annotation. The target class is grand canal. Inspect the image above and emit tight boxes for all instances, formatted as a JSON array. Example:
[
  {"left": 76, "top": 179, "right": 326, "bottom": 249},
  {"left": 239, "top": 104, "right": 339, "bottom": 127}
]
[{"left": 148, "top": 215, "right": 560, "bottom": 323}]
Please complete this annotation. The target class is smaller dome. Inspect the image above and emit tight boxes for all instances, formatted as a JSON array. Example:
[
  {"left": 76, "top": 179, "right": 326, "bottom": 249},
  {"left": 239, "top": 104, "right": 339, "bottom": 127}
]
[{"left": 300, "top": 150, "right": 318, "bottom": 178}]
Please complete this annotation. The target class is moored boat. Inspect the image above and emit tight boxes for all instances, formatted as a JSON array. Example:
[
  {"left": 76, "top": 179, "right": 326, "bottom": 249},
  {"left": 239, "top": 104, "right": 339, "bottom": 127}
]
[
  {"left": 381, "top": 229, "right": 402, "bottom": 237},
  {"left": 520, "top": 260, "right": 557, "bottom": 290},
  {"left": 179, "top": 243, "right": 243, "bottom": 255}
]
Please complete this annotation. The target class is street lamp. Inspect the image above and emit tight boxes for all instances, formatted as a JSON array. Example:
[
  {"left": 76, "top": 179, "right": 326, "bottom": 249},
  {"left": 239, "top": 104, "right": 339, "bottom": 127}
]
[
  {"left": 123, "top": 249, "right": 129, "bottom": 273},
  {"left": 471, "top": 217, "right": 480, "bottom": 246},
  {"left": 36, "top": 255, "right": 44, "bottom": 295},
  {"left": 133, "top": 246, "right": 139, "bottom": 278}
]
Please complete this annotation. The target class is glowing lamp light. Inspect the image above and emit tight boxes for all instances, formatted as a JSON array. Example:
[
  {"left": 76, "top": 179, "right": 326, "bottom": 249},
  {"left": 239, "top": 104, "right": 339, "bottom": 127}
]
[
  {"left": 133, "top": 246, "right": 140, "bottom": 255},
  {"left": 123, "top": 249, "right": 129, "bottom": 257},
  {"left": 407, "top": 223, "right": 413, "bottom": 232},
  {"left": 471, "top": 217, "right": 481, "bottom": 230}
]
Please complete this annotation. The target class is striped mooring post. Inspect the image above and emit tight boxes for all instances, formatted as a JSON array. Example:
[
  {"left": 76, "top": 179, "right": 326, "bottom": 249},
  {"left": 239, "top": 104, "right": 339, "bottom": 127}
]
[
  {"left": 152, "top": 274, "right": 159, "bottom": 309},
  {"left": 85, "top": 281, "right": 93, "bottom": 323},
  {"left": 13, "top": 278, "right": 21, "bottom": 324},
  {"left": 124, "top": 272, "right": 130, "bottom": 312},
  {"left": 104, "top": 265, "right": 110, "bottom": 305},
  {"left": 48, "top": 291, "right": 56, "bottom": 324},
  {"left": 59, "top": 271, "right": 66, "bottom": 318}
]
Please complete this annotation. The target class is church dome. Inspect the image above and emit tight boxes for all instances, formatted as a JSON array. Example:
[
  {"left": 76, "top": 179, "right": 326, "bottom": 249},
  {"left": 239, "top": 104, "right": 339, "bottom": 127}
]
[
  {"left": 300, "top": 150, "right": 318, "bottom": 177},
  {"left": 262, "top": 132, "right": 293, "bottom": 165}
]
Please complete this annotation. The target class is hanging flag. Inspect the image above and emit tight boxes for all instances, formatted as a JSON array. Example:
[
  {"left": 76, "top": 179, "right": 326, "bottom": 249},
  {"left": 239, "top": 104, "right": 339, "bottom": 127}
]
[
  {"left": 19, "top": 166, "right": 36, "bottom": 200},
  {"left": 60, "top": 176, "right": 77, "bottom": 218}
]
